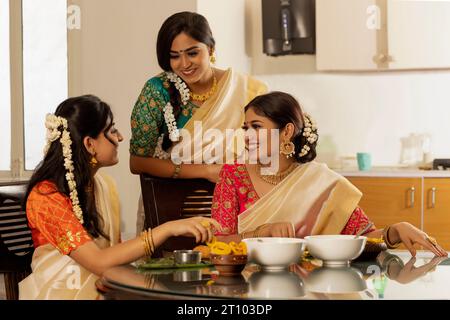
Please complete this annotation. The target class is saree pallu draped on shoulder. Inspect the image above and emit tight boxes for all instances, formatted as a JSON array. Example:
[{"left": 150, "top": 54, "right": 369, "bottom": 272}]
[
  {"left": 177, "top": 68, "right": 267, "bottom": 164},
  {"left": 238, "top": 162, "right": 362, "bottom": 237},
  {"left": 19, "top": 172, "right": 120, "bottom": 300}
]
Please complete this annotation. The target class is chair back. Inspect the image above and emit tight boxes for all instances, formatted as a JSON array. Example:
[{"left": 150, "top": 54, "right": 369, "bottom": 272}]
[
  {"left": 140, "top": 174, "right": 216, "bottom": 257},
  {"left": 0, "top": 181, "right": 34, "bottom": 299}
]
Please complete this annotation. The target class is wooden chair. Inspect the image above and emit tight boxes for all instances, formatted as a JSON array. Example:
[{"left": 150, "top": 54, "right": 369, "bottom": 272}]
[
  {"left": 139, "top": 174, "right": 216, "bottom": 257},
  {"left": 0, "top": 181, "right": 34, "bottom": 300}
]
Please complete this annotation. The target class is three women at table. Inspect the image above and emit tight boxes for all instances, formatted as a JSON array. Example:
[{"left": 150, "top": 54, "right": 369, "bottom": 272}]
[
  {"left": 19, "top": 95, "right": 219, "bottom": 300},
  {"left": 211, "top": 91, "right": 447, "bottom": 258},
  {"left": 129, "top": 11, "right": 267, "bottom": 233}
]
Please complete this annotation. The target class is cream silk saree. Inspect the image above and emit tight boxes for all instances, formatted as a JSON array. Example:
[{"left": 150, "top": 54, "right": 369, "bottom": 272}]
[
  {"left": 19, "top": 172, "right": 121, "bottom": 300},
  {"left": 238, "top": 162, "right": 363, "bottom": 237}
]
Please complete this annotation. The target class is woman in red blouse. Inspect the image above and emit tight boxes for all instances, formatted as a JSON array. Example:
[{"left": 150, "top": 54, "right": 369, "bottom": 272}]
[{"left": 211, "top": 92, "right": 447, "bottom": 258}]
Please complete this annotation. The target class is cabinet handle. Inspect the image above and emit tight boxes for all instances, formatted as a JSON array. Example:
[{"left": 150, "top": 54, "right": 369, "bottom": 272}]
[
  {"left": 372, "top": 53, "right": 395, "bottom": 64},
  {"left": 407, "top": 187, "right": 415, "bottom": 208},
  {"left": 429, "top": 187, "right": 437, "bottom": 209}
]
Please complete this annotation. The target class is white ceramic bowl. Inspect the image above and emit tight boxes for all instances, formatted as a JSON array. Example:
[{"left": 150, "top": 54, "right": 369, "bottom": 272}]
[
  {"left": 248, "top": 271, "right": 305, "bottom": 298},
  {"left": 305, "top": 235, "right": 367, "bottom": 266},
  {"left": 304, "top": 267, "right": 367, "bottom": 294},
  {"left": 242, "top": 237, "right": 306, "bottom": 271}
]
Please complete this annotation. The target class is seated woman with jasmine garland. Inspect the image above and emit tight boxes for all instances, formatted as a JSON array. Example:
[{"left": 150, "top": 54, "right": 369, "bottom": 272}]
[
  {"left": 19, "top": 95, "right": 220, "bottom": 300},
  {"left": 211, "top": 91, "right": 447, "bottom": 258}
]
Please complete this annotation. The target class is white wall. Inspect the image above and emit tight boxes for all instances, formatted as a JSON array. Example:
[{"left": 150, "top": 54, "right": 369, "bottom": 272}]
[
  {"left": 197, "top": 0, "right": 250, "bottom": 74},
  {"left": 256, "top": 71, "right": 450, "bottom": 167}
]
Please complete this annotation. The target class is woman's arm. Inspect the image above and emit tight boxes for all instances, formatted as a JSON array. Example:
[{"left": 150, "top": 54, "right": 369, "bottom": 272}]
[
  {"left": 365, "top": 222, "right": 447, "bottom": 257},
  {"left": 129, "top": 155, "right": 222, "bottom": 182},
  {"left": 70, "top": 217, "right": 222, "bottom": 276}
]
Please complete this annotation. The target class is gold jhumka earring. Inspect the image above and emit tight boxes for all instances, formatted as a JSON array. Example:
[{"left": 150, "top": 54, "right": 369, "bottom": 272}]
[
  {"left": 90, "top": 154, "right": 98, "bottom": 168},
  {"left": 210, "top": 52, "right": 216, "bottom": 64},
  {"left": 280, "top": 140, "right": 295, "bottom": 159}
]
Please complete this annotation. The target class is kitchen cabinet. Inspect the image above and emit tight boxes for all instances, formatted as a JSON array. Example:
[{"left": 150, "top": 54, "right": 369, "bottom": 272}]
[
  {"left": 316, "top": 0, "right": 450, "bottom": 71},
  {"left": 346, "top": 177, "right": 422, "bottom": 230},
  {"left": 423, "top": 179, "right": 450, "bottom": 251},
  {"left": 346, "top": 176, "right": 450, "bottom": 250}
]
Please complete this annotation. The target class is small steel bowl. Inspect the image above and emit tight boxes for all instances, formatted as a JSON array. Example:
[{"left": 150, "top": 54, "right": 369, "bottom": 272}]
[
  {"left": 173, "top": 250, "right": 201, "bottom": 265},
  {"left": 173, "top": 270, "right": 203, "bottom": 282}
]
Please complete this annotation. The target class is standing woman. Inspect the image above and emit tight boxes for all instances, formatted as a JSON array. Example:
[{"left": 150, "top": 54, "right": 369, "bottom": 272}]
[
  {"left": 19, "top": 95, "right": 220, "bottom": 299},
  {"left": 130, "top": 12, "right": 267, "bottom": 232}
]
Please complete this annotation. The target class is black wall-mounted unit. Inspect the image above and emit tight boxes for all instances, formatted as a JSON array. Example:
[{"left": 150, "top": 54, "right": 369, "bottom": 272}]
[{"left": 262, "top": 0, "right": 316, "bottom": 56}]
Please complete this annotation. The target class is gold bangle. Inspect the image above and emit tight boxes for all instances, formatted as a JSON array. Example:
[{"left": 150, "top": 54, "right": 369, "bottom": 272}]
[
  {"left": 140, "top": 230, "right": 151, "bottom": 257},
  {"left": 149, "top": 228, "right": 155, "bottom": 256},
  {"left": 144, "top": 231, "right": 151, "bottom": 257},
  {"left": 383, "top": 226, "right": 401, "bottom": 249},
  {"left": 172, "top": 163, "right": 182, "bottom": 179}
]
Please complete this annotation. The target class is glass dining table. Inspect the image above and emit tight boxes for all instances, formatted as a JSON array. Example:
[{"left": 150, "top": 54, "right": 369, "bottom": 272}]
[{"left": 97, "top": 250, "right": 450, "bottom": 300}]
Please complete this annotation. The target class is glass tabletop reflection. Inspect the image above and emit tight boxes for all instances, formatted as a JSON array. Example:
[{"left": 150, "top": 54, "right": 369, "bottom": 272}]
[{"left": 100, "top": 250, "right": 450, "bottom": 300}]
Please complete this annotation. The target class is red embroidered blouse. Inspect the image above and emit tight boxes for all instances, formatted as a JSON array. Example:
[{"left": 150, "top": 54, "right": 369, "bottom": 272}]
[{"left": 211, "top": 164, "right": 375, "bottom": 236}]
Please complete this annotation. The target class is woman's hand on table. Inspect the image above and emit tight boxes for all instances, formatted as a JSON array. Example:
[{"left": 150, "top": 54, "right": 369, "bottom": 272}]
[
  {"left": 258, "top": 222, "right": 295, "bottom": 238},
  {"left": 390, "top": 222, "right": 448, "bottom": 257},
  {"left": 388, "top": 256, "right": 447, "bottom": 284},
  {"left": 165, "top": 217, "right": 222, "bottom": 243}
]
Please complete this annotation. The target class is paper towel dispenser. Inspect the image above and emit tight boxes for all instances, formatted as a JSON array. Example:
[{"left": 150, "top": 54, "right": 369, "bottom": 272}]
[{"left": 262, "top": 0, "right": 315, "bottom": 56}]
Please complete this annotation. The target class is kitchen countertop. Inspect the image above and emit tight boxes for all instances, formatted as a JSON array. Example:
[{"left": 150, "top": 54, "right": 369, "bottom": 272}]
[{"left": 335, "top": 168, "right": 450, "bottom": 178}]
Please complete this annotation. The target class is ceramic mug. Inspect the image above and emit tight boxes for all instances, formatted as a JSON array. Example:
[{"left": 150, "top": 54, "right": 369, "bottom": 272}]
[{"left": 357, "top": 153, "right": 372, "bottom": 171}]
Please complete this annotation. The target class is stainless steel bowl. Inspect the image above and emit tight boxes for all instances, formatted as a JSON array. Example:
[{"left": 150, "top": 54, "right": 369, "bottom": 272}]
[
  {"left": 173, "top": 250, "right": 201, "bottom": 265},
  {"left": 173, "top": 270, "right": 203, "bottom": 282}
]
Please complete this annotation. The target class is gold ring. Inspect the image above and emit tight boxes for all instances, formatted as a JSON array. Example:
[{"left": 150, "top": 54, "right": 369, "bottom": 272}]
[
  {"left": 426, "top": 236, "right": 437, "bottom": 246},
  {"left": 200, "top": 220, "right": 211, "bottom": 228}
]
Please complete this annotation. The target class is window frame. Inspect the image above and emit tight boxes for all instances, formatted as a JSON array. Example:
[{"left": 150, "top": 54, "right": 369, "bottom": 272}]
[
  {"left": 1, "top": 0, "right": 73, "bottom": 180},
  {"left": 0, "top": 0, "right": 25, "bottom": 180}
]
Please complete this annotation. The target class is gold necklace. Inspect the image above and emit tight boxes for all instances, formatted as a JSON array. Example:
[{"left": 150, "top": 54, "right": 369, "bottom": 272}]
[
  {"left": 256, "top": 163, "right": 298, "bottom": 185},
  {"left": 189, "top": 74, "right": 218, "bottom": 102}
]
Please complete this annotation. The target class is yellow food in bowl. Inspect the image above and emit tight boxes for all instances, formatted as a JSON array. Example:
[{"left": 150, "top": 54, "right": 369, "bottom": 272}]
[{"left": 204, "top": 237, "right": 247, "bottom": 256}]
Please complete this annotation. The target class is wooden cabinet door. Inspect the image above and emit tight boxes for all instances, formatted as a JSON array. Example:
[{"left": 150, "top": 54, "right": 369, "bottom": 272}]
[
  {"left": 423, "top": 178, "right": 450, "bottom": 250},
  {"left": 346, "top": 177, "right": 422, "bottom": 230}
]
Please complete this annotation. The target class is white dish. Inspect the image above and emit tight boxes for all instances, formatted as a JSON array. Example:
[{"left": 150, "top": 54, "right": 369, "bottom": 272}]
[
  {"left": 304, "top": 267, "right": 367, "bottom": 294},
  {"left": 248, "top": 270, "right": 305, "bottom": 298},
  {"left": 305, "top": 235, "right": 367, "bottom": 267},
  {"left": 242, "top": 237, "right": 306, "bottom": 271}
]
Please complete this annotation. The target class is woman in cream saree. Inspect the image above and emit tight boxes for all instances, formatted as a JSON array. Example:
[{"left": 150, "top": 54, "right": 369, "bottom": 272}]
[
  {"left": 19, "top": 95, "right": 220, "bottom": 300},
  {"left": 212, "top": 92, "right": 447, "bottom": 257}
]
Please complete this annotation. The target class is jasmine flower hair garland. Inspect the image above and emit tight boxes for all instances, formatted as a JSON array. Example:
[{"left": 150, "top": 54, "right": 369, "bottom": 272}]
[
  {"left": 44, "top": 114, "right": 84, "bottom": 224},
  {"left": 154, "top": 72, "right": 191, "bottom": 159},
  {"left": 299, "top": 113, "right": 318, "bottom": 158}
]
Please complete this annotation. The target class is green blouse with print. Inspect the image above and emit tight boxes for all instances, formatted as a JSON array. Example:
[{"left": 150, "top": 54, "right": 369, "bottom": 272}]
[{"left": 130, "top": 73, "right": 198, "bottom": 157}]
